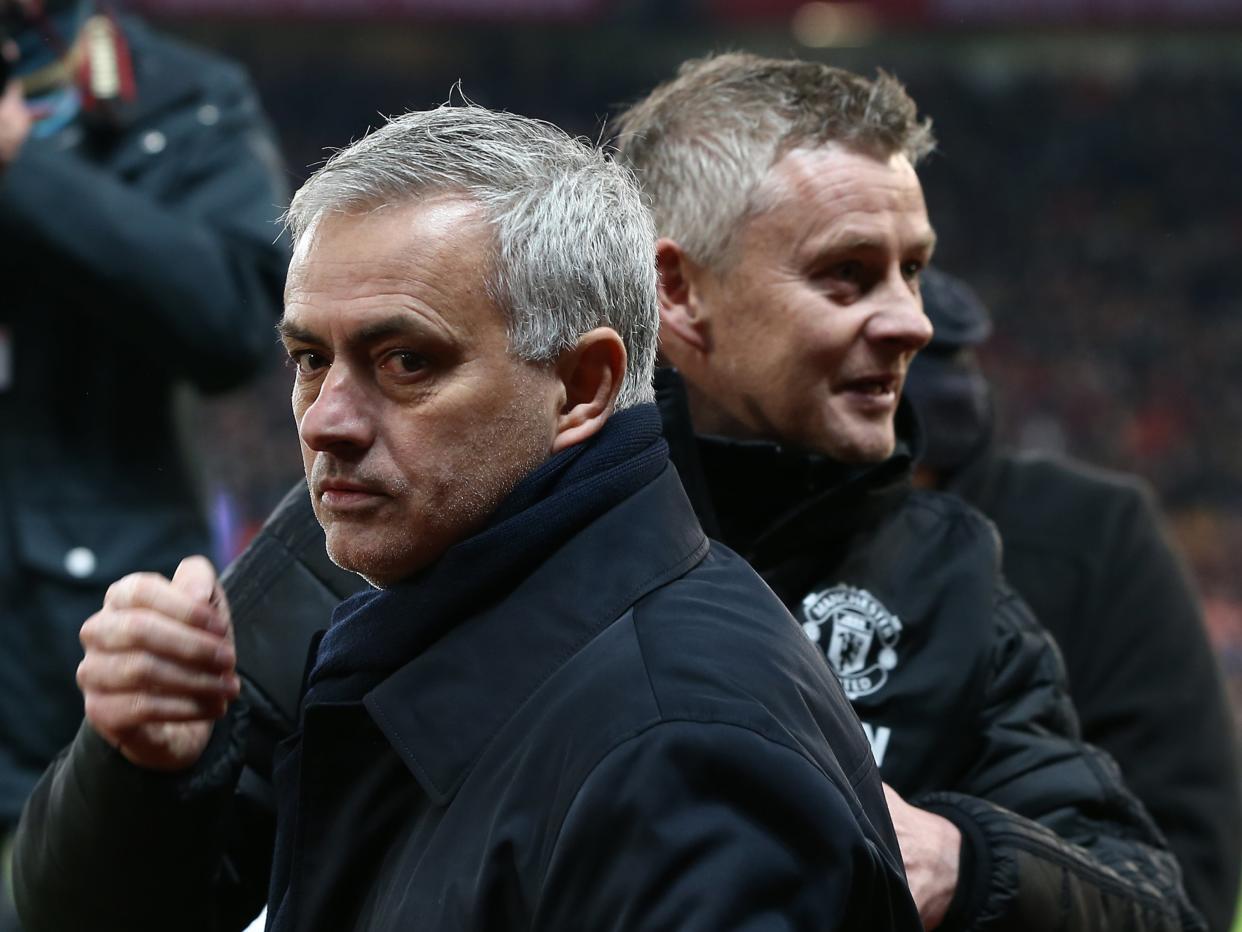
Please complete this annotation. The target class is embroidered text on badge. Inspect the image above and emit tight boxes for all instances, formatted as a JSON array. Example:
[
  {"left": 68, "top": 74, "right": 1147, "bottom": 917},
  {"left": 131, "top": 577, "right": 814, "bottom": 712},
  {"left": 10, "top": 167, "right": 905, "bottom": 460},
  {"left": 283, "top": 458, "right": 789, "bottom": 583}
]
[{"left": 801, "top": 584, "right": 903, "bottom": 699}]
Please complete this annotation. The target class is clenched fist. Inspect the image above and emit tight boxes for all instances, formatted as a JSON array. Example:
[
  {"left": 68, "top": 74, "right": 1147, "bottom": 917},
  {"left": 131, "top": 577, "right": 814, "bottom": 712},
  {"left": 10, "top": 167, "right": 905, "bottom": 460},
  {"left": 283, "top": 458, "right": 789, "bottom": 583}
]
[{"left": 77, "top": 555, "right": 241, "bottom": 772}]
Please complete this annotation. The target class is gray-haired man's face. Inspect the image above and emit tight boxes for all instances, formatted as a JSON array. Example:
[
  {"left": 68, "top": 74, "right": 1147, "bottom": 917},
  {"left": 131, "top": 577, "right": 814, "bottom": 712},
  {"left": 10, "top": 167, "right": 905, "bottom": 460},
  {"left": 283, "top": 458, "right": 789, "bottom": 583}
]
[{"left": 279, "top": 196, "right": 562, "bottom": 586}]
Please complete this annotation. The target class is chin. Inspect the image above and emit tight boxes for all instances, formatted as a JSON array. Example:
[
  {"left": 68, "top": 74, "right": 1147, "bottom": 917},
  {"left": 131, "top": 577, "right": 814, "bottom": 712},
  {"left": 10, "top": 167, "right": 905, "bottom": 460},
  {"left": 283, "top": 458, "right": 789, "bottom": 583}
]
[
  {"left": 324, "top": 533, "right": 414, "bottom": 589},
  {"left": 826, "top": 429, "right": 896, "bottom": 464}
]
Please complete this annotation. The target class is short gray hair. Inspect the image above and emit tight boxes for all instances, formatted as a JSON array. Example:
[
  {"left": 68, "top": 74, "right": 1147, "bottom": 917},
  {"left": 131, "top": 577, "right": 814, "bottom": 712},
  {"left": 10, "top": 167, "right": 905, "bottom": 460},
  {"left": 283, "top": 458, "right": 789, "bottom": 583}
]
[
  {"left": 286, "top": 104, "right": 659, "bottom": 408},
  {"left": 612, "top": 53, "right": 935, "bottom": 268}
]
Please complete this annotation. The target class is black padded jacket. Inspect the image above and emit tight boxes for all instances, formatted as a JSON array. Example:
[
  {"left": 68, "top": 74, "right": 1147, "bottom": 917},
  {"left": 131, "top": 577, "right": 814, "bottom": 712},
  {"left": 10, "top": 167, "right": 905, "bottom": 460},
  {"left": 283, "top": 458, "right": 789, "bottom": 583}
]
[
  {"left": 657, "top": 369, "right": 1205, "bottom": 932},
  {"left": 947, "top": 446, "right": 1241, "bottom": 932}
]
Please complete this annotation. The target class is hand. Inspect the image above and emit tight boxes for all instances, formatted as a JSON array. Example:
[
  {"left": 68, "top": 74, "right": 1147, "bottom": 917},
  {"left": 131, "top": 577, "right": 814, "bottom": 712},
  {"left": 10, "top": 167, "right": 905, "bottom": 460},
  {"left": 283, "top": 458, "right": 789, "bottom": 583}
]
[
  {"left": 77, "top": 556, "right": 241, "bottom": 772},
  {"left": 883, "top": 783, "right": 962, "bottom": 930},
  {"left": 0, "top": 42, "right": 31, "bottom": 167}
]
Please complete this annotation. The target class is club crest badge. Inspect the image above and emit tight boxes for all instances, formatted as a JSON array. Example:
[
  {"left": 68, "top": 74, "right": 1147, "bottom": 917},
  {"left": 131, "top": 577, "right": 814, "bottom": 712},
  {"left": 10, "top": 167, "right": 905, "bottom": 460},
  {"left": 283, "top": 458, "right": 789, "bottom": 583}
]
[{"left": 800, "top": 585, "right": 902, "bottom": 699}]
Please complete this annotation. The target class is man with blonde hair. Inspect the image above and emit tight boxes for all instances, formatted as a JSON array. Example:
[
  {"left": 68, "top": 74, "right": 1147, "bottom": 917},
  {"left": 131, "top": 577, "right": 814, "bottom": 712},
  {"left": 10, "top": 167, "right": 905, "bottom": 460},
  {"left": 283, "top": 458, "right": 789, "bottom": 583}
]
[{"left": 615, "top": 52, "right": 1203, "bottom": 932}]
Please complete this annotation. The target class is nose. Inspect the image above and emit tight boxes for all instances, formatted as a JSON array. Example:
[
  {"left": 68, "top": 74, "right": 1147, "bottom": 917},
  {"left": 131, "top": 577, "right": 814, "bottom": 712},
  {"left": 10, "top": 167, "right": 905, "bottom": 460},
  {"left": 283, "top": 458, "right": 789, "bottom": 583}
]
[
  {"left": 865, "top": 272, "right": 934, "bottom": 354},
  {"left": 296, "top": 364, "right": 375, "bottom": 458}
]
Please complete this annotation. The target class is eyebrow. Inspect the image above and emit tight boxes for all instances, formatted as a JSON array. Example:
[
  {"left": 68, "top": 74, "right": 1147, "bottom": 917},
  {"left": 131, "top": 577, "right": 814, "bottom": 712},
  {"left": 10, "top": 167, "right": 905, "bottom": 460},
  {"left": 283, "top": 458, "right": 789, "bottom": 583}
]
[
  {"left": 276, "top": 317, "right": 317, "bottom": 346},
  {"left": 276, "top": 314, "right": 438, "bottom": 349},
  {"left": 815, "top": 230, "right": 939, "bottom": 256},
  {"left": 916, "top": 230, "right": 939, "bottom": 255}
]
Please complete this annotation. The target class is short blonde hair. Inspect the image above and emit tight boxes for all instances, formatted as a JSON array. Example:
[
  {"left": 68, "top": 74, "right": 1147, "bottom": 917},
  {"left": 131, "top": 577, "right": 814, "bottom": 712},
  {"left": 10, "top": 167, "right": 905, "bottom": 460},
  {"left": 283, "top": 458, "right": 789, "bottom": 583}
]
[{"left": 613, "top": 53, "right": 935, "bottom": 268}]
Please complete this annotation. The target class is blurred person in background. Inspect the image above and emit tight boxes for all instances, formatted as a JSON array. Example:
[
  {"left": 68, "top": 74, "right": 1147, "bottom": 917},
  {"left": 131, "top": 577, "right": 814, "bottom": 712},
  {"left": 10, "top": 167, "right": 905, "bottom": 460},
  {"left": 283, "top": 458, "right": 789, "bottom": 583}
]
[
  {"left": 0, "top": 0, "right": 285, "bottom": 926},
  {"left": 616, "top": 51, "right": 1202, "bottom": 932},
  {"left": 905, "top": 265, "right": 1242, "bottom": 932}
]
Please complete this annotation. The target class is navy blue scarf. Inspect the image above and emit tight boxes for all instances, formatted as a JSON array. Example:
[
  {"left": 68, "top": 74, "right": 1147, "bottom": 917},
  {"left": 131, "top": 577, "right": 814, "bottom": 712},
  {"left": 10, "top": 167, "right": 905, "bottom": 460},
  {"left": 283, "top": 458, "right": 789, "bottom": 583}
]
[{"left": 304, "top": 404, "right": 668, "bottom": 704}]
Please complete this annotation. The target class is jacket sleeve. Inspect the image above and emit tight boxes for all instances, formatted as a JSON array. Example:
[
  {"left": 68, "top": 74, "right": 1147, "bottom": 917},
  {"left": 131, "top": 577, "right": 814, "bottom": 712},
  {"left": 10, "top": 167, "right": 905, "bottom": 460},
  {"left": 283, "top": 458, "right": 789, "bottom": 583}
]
[
  {"left": 11, "top": 483, "right": 363, "bottom": 932},
  {"left": 1070, "top": 482, "right": 1241, "bottom": 932},
  {"left": 12, "top": 708, "right": 260, "bottom": 932},
  {"left": 915, "top": 586, "right": 1206, "bottom": 932},
  {"left": 535, "top": 721, "right": 922, "bottom": 932},
  {"left": 0, "top": 59, "right": 288, "bottom": 393}
]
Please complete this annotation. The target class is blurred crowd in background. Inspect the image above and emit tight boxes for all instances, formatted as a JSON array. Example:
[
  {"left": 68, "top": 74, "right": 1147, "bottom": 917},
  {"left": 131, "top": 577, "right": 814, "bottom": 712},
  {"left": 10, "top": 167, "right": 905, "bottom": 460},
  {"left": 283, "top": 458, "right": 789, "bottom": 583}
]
[{"left": 152, "top": 1, "right": 1242, "bottom": 718}]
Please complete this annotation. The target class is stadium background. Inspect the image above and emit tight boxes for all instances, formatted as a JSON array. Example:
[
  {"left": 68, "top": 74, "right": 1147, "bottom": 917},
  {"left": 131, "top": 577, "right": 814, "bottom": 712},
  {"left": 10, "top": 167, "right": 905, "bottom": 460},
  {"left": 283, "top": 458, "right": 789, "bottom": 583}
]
[{"left": 128, "top": 0, "right": 1241, "bottom": 890}]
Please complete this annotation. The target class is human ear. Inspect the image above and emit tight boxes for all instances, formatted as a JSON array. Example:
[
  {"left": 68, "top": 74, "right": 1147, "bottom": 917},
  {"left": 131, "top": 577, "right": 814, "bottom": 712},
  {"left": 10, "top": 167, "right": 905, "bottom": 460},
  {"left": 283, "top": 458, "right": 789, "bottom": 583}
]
[
  {"left": 550, "top": 327, "right": 627, "bottom": 453},
  {"left": 655, "top": 238, "right": 710, "bottom": 356}
]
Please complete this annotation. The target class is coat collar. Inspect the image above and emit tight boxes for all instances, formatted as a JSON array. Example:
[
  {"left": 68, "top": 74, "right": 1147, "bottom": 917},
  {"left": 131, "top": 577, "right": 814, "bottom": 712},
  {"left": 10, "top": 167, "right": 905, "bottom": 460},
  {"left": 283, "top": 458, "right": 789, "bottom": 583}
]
[
  {"left": 655, "top": 367, "right": 917, "bottom": 563},
  {"left": 362, "top": 464, "right": 709, "bottom": 806}
]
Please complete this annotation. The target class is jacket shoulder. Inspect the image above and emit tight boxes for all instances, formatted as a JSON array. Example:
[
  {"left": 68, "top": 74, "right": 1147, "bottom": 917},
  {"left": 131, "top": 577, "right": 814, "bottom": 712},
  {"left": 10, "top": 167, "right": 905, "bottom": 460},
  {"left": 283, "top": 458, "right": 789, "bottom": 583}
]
[
  {"left": 537, "top": 716, "right": 918, "bottom": 931},
  {"left": 225, "top": 483, "right": 369, "bottom": 727},
  {"left": 127, "top": 18, "right": 252, "bottom": 92},
  {"left": 528, "top": 540, "right": 874, "bottom": 789},
  {"left": 124, "top": 17, "right": 261, "bottom": 118},
  {"left": 626, "top": 544, "right": 878, "bottom": 789},
  {"left": 981, "top": 451, "right": 1154, "bottom": 542},
  {"left": 999, "top": 449, "right": 1151, "bottom": 497},
  {"left": 903, "top": 487, "right": 1005, "bottom": 544},
  {"left": 860, "top": 487, "right": 1005, "bottom": 584}
]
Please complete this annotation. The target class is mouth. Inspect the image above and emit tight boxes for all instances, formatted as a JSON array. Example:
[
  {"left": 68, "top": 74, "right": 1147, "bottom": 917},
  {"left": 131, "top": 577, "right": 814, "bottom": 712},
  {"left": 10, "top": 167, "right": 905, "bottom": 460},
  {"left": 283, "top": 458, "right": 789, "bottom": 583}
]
[
  {"left": 839, "top": 373, "right": 901, "bottom": 400},
  {"left": 316, "top": 479, "right": 390, "bottom": 511}
]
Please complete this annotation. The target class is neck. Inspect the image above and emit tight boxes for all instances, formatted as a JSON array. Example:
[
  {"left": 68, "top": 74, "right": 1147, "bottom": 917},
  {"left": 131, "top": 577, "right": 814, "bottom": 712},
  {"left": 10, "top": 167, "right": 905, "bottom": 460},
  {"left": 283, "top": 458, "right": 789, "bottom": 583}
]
[{"left": 682, "top": 379, "right": 757, "bottom": 442}]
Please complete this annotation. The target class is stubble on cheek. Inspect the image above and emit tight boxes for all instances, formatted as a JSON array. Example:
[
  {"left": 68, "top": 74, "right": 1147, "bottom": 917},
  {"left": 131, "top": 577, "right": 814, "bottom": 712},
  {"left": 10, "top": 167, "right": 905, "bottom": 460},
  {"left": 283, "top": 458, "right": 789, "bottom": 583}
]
[
  {"left": 419, "top": 379, "right": 556, "bottom": 542},
  {"left": 326, "top": 379, "right": 556, "bottom": 586}
]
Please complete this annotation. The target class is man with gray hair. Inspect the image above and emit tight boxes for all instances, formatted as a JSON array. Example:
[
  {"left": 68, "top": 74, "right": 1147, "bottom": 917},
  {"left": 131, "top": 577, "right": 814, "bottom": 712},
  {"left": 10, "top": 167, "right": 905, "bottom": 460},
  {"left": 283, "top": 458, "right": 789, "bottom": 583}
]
[
  {"left": 14, "top": 103, "right": 921, "bottom": 931},
  {"left": 615, "top": 53, "right": 1203, "bottom": 931}
]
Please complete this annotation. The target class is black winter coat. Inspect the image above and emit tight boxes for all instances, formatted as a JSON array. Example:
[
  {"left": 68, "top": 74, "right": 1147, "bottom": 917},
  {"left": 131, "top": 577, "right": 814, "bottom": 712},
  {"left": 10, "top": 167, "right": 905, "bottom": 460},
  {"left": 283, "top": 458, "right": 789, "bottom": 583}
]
[
  {"left": 0, "top": 17, "right": 286, "bottom": 824},
  {"left": 266, "top": 460, "right": 918, "bottom": 931},
  {"left": 18, "top": 457, "right": 921, "bottom": 931},
  {"left": 14, "top": 394, "right": 1206, "bottom": 931},
  {"left": 657, "top": 371, "right": 1204, "bottom": 932},
  {"left": 948, "top": 447, "right": 1242, "bottom": 932}
]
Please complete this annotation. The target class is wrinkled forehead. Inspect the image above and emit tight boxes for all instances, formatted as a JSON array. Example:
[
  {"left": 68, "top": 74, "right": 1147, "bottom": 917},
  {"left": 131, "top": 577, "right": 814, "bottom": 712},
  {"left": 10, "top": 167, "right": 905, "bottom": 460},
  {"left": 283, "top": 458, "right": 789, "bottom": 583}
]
[
  {"left": 284, "top": 196, "right": 494, "bottom": 294},
  {"left": 280, "top": 196, "right": 508, "bottom": 351},
  {"left": 742, "top": 143, "right": 933, "bottom": 248},
  {"left": 757, "top": 143, "right": 923, "bottom": 208}
]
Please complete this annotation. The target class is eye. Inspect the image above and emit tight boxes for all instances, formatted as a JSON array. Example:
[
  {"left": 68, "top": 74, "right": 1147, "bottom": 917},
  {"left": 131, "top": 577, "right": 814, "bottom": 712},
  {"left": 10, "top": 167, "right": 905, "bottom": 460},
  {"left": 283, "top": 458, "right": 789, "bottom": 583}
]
[
  {"left": 288, "top": 349, "right": 329, "bottom": 376},
  {"left": 829, "top": 260, "right": 864, "bottom": 283},
  {"left": 901, "top": 260, "right": 924, "bottom": 281},
  {"left": 378, "top": 350, "right": 429, "bottom": 378}
]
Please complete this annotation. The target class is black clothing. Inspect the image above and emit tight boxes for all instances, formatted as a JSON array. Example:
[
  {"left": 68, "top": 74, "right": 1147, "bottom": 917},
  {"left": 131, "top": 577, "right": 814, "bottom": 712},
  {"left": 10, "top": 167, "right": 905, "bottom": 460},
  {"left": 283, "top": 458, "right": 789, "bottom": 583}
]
[
  {"left": 16, "top": 483, "right": 360, "bottom": 932},
  {"left": 911, "top": 263, "right": 1240, "bottom": 930},
  {"left": 917, "top": 267, "right": 993, "bottom": 349},
  {"left": 266, "top": 406, "right": 916, "bottom": 931},
  {"left": 658, "top": 373, "right": 1204, "bottom": 932},
  {"left": 949, "top": 447, "right": 1242, "bottom": 932},
  {"left": 20, "top": 409, "right": 920, "bottom": 931},
  {"left": 13, "top": 388, "right": 1205, "bottom": 931},
  {"left": 0, "top": 17, "right": 286, "bottom": 824},
  {"left": 304, "top": 406, "right": 669, "bottom": 689}
]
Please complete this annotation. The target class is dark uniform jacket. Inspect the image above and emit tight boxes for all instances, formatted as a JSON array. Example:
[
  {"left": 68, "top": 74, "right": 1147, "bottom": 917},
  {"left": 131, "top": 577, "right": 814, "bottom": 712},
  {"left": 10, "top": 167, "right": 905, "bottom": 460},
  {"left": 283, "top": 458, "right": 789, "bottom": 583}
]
[
  {"left": 656, "top": 371, "right": 1204, "bottom": 932},
  {"left": 18, "top": 408, "right": 921, "bottom": 931},
  {"left": 948, "top": 446, "right": 1242, "bottom": 932},
  {"left": 13, "top": 389, "right": 1204, "bottom": 931},
  {"left": 0, "top": 17, "right": 286, "bottom": 824}
]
